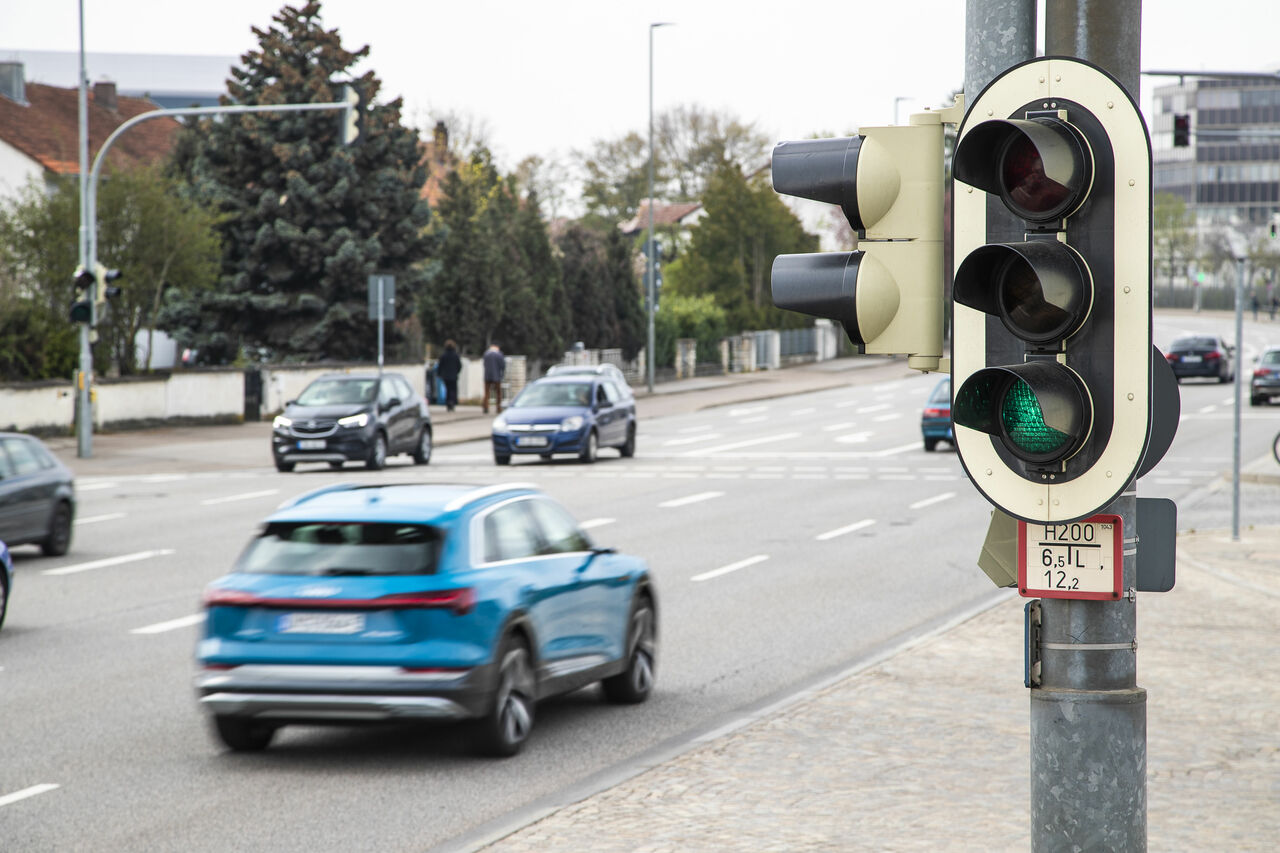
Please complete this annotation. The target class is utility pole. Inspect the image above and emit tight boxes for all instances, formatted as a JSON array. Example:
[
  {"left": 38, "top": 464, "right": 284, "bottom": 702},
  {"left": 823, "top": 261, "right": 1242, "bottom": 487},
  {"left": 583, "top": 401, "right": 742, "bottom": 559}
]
[
  {"left": 76, "top": 0, "right": 92, "bottom": 457},
  {"left": 1034, "top": 2, "right": 1146, "bottom": 850}
]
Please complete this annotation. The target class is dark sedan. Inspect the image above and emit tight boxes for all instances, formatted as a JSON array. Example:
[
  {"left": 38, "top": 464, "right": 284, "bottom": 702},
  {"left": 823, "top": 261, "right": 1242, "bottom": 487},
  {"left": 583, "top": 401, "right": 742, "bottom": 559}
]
[
  {"left": 491, "top": 375, "right": 636, "bottom": 465},
  {"left": 271, "top": 373, "right": 432, "bottom": 472},
  {"left": 1251, "top": 346, "right": 1280, "bottom": 406},
  {"left": 1164, "top": 335, "right": 1234, "bottom": 383},
  {"left": 0, "top": 432, "right": 75, "bottom": 556}
]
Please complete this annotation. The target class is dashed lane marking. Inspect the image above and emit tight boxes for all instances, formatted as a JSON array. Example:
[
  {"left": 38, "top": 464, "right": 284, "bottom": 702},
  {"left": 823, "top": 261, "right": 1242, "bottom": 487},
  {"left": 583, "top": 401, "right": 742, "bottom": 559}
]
[
  {"left": 658, "top": 491, "right": 725, "bottom": 508},
  {"left": 0, "top": 784, "right": 60, "bottom": 808},
  {"left": 691, "top": 554, "right": 768, "bottom": 582},
  {"left": 43, "top": 549, "right": 177, "bottom": 576},
  {"left": 815, "top": 519, "right": 877, "bottom": 541},
  {"left": 131, "top": 613, "right": 205, "bottom": 635}
]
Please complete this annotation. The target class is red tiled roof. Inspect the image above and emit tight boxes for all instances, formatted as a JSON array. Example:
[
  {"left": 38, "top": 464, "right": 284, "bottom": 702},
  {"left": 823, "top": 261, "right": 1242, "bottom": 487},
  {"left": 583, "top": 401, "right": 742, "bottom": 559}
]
[
  {"left": 619, "top": 200, "right": 703, "bottom": 235},
  {"left": 0, "top": 82, "right": 181, "bottom": 176}
]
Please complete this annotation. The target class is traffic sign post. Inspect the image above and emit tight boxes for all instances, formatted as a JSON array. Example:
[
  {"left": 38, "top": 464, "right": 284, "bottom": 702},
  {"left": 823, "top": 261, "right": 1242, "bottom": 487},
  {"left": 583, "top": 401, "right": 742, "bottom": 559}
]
[{"left": 368, "top": 274, "right": 395, "bottom": 376}]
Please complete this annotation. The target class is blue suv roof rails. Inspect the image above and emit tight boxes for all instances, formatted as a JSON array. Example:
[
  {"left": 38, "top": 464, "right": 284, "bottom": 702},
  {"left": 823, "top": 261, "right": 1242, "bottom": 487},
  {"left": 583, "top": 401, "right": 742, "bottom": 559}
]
[
  {"left": 275, "top": 482, "right": 363, "bottom": 510},
  {"left": 442, "top": 482, "right": 538, "bottom": 512}
]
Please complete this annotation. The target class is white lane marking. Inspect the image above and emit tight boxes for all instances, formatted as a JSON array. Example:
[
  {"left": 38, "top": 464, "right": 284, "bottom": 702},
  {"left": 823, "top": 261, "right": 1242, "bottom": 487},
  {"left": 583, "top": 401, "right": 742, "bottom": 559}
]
[
  {"left": 1197, "top": 404, "right": 1217, "bottom": 414},
  {"left": 834, "top": 432, "right": 875, "bottom": 444},
  {"left": 678, "top": 425, "right": 714, "bottom": 433},
  {"left": 140, "top": 474, "right": 187, "bottom": 483},
  {"left": 663, "top": 433, "right": 723, "bottom": 446},
  {"left": 684, "top": 433, "right": 802, "bottom": 456},
  {"left": 131, "top": 613, "right": 205, "bottom": 635},
  {"left": 200, "top": 489, "right": 280, "bottom": 506},
  {"left": 739, "top": 416, "right": 768, "bottom": 424},
  {"left": 834, "top": 400, "right": 861, "bottom": 408},
  {"left": 0, "top": 784, "right": 60, "bottom": 808},
  {"left": 75, "top": 512, "right": 126, "bottom": 525},
  {"left": 791, "top": 407, "right": 816, "bottom": 416},
  {"left": 579, "top": 518, "right": 616, "bottom": 530},
  {"left": 857, "top": 404, "right": 891, "bottom": 414},
  {"left": 729, "top": 405, "right": 768, "bottom": 417},
  {"left": 658, "top": 491, "right": 724, "bottom": 508},
  {"left": 816, "top": 519, "right": 877, "bottom": 541},
  {"left": 42, "top": 549, "right": 176, "bottom": 576},
  {"left": 910, "top": 492, "right": 957, "bottom": 510},
  {"left": 873, "top": 413, "right": 902, "bottom": 422},
  {"left": 76, "top": 482, "right": 118, "bottom": 492},
  {"left": 692, "top": 554, "right": 768, "bottom": 582},
  {"left": 822, "top": 422, "right": 857, "bottom": 432},
  {"left": 874, "top": 442, "right": 923, "bottom": 457}
]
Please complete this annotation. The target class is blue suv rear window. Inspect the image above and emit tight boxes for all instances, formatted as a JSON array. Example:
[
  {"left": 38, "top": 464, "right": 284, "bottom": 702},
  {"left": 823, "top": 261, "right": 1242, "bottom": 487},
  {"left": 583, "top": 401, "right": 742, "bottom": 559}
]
[{"left": 235, "top": 522, "right": 443, "bottom": 576}]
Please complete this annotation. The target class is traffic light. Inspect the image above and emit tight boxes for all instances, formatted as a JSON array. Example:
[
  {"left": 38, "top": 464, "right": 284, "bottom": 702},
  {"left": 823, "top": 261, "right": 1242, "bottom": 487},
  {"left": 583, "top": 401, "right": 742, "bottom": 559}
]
[
  {"left": 93, "top": 263, "right": 123, "bottom": 319},
  {"left": 951, "top": 56, "right": 1153, "bottom": 523},
  {"left": 69, "top": 266, "right": 94, "bottom": 324},
  {"left": 1172, "top": 113, "right": 1190, "bottom": 148},
  {"left": 770, "top": 105, "right": 960, "bottom": 373},
  {"left": 340, "top": 84, "right": 363, "bottom": 145}
]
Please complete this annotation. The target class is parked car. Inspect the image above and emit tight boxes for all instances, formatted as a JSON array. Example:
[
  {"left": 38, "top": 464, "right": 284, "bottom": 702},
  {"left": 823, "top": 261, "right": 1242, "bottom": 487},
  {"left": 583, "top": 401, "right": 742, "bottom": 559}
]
[
  {"left": 1164, "top": 335, "right": 1234, "bottom": 383},
  {"left": 0, "top": 433, "right": 75, "bottom": 556},
  {"left": 1250, "top": 346, "right": 1280, "bottom": 406},
  {"left": 195, "top": 482, "right": 657, "bottom": 756},
  {"left": 1, "top": 540, "right": 12, "bottom": 631},
  {"left": 271, "top": 373, "right": 431, "bottom": 472},
  {"left": 491, "top": 374, "right": 637, "bottom": 465},
  {"left": 921, "top": 377, "right": 953, "bottom": 452}
]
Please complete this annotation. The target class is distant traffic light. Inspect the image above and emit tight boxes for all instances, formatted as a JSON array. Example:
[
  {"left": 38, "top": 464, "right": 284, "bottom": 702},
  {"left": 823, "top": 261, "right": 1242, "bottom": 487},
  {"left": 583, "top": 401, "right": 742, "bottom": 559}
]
[
  {"left": 69, "top": 266, "right": 94, "bottom": 324},
  {"left": 340, "top": 84, "right": 363, "bottom": 145},
  {"left": 951, "top": 57, "right": 1154, "bottom": 523},
  {"left": 770, "top": 106, "right": 957, "bottom": 373},
  {"left": 1172, "top": 113, "right": 1190, "bottom": 148}
]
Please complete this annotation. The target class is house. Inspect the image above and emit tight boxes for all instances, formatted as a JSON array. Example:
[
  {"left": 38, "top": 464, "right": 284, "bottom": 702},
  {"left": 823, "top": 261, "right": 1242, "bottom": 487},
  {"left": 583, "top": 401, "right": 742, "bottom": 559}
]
[
  {"left": 0, "top": 61, "right": 181, "bottom": 197},
  {"left": 618, "top": 198, "right": 704, "bottom": 239}
]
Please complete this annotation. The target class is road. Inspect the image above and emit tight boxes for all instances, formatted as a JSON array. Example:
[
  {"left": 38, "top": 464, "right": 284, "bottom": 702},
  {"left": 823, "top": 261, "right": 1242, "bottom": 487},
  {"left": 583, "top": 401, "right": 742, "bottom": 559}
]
[{"left": 3, "top": 331, "right": 1279, "bottom": 851}]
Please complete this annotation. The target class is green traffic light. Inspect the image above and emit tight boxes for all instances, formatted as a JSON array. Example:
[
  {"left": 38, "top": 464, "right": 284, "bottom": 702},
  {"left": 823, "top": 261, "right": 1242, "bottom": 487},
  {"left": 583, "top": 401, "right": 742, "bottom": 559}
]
[{"left": 1001, "top": 379, "right": 1070, "bottom": 455}]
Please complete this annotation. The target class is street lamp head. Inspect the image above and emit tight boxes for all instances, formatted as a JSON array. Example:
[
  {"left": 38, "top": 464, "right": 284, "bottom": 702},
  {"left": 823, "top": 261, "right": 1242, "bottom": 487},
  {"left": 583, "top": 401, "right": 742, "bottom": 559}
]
[{"left": 650, "top": 21, "right": 674, "bottom": 29}]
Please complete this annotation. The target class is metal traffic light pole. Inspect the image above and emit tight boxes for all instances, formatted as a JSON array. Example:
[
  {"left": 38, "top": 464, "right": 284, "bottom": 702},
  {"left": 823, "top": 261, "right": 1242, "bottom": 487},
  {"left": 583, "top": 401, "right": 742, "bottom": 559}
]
[
  {"left": 74, "top": 99, "right": 355, "bottom": 457},
  {"left": 1034, "top": 3, "right": 1145, "bottom": 850}
]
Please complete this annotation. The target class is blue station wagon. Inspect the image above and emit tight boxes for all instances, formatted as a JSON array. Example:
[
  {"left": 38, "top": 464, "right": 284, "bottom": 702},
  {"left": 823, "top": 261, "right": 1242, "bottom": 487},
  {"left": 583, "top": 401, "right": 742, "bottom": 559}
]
[
  {"left": 195, "top": 483, "right": 657, "bottom": 756},
  {"left": 491, "top": 375, "right": 636, "bottom": 465}
]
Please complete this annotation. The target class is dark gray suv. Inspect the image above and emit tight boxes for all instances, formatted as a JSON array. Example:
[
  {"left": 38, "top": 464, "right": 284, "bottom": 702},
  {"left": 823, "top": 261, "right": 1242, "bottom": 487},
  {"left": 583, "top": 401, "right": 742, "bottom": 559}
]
[{"left": 271, "top": 373, "right": 431, "bottom": 472}]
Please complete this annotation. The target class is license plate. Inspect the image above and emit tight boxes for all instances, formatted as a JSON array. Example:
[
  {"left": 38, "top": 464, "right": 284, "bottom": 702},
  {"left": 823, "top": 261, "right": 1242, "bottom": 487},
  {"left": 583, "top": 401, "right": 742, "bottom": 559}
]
[
  {"left": 516, "top": 436, "right": 549, "bottom": 447},
  {"left": 1017, "top": 516, "right": 1123, "bottom": 600},
  {"left": 297, "top": 439, "right": 326, "bottom": 450},
  {"left": 1182, "top": 355, "right": 1201, "bottom": 363},
  {"left": 278, "top": 612, "right": 365, "bottom": 634}
]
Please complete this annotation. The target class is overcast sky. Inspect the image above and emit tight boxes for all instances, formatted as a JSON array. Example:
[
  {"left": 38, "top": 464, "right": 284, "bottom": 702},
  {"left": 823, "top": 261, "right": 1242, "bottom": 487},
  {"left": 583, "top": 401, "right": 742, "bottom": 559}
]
[{"left": 4, "top": 0, "right": 1278, "bottom": 171}]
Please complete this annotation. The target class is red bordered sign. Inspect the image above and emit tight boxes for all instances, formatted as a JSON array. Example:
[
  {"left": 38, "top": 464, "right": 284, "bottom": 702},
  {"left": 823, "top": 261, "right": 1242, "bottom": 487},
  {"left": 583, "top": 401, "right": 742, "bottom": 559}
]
[{"left": 1018, "top": 514, "right": 1123, "bottom": 600}]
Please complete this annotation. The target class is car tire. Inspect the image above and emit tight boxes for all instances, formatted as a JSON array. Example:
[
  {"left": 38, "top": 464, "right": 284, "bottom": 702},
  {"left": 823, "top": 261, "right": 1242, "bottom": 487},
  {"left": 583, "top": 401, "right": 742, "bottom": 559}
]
[
  {"left": 0, "top": 573, "right": 9, "bottom": 631},
  {"left": 41, "top": 501, "right": 73, "bottom": 557},
  {"left": 602, "top": 593, "right": 656, "bottom": 705},
  {"left": 540, "top": 453, "right": 553, "bottom": 461},
  {"left": 473, "top": 636, "right": 536, "bottom": 757},
  {"left": 212, "top": 715, "right": 276, "bottom": 752},
  {"left": 366, "top": 433, "right": 388, "bottom": 471},
  {"left": 275, "top": 459, "right": 295, "bottom": 473},
  {"left": 495, "top": 453, "right": 511, "bottom": 466},
  {"left": 620, "top": 424, "right": 636, "bottom": 458},
  {"left": 412, "top": 427, "right": 433, "bottom": 465},
  {"left": 923, "top": 437, "right": 939, "bottom": 452},
  {"left": 1251, "top": 396, "right": 1263, "bottom": 407},
  {"left": 578, "top": 430, "right": 598, "bottom": 464},
  {"left": 328, "top": 461, "right": 345, "bottom": 470}
]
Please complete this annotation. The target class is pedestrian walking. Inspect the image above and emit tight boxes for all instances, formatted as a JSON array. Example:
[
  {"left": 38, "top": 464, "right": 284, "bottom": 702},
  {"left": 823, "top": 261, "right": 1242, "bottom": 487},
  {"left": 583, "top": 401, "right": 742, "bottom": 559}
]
[
  {"left": 436, "top": 340, "right": 462, "bottom": 412},
  {"left": 1271, "top": 294, "right": 1278, "bottom": 321},
  {"left": 482, "top": 342, "right": 506, "bottom": 414},
  {"left": 1251, "top": 293, "right": 1260, "bottom": 321}
]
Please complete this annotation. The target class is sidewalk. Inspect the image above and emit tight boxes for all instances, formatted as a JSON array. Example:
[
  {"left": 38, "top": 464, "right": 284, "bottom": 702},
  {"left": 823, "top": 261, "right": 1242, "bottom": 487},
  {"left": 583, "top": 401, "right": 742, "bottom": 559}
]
[{"left": 470, "top": 523, "right": 1280, "bottom": 852}]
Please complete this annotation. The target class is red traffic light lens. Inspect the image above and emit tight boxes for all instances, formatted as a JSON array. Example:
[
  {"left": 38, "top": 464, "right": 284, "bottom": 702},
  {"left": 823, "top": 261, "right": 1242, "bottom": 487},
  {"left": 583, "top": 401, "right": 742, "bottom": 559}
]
[{"left": 1001, "top": 134, "right": 1073, "bottom": 219}]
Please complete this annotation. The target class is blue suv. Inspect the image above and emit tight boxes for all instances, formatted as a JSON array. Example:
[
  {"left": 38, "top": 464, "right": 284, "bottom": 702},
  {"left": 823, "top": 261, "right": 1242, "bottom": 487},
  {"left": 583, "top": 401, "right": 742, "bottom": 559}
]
[
  {"left": 195, "top": 483, "right": 657, "bottom": 756},
  {"left": 491, "top": 374, "right": 636, "bottom": 465}
]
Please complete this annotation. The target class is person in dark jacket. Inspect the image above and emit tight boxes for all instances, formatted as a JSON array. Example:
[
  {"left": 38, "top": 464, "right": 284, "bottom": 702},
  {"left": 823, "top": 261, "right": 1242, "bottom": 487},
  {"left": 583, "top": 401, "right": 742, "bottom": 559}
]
[
  {"left": 482, "top": 343, "right": 506, "bottom": 414},
  {"left": 436, "top": 340, "right": 462, "bottom": 411}
]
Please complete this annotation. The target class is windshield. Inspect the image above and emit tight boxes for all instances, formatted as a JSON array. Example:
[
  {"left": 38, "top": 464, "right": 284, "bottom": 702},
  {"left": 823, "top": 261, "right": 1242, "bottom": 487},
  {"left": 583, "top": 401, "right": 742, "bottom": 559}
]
[
  {"left": 512, "top": 382, "right": 592, "bottom": 408},
  {"left": 235, "top": 522, "right": 443, "bottom": 576},
  {"left": 928, "top": 379, "right": 951, "bottom": 404},
  {"left": 1260, "top": 350, "right": 1280, "bottom": 366},
  {"left": 296, "top": 379, "right": 378, "bottom": 406},
  {"left": 1171, "top": 337, "right": 1216, "bottom": 351}
]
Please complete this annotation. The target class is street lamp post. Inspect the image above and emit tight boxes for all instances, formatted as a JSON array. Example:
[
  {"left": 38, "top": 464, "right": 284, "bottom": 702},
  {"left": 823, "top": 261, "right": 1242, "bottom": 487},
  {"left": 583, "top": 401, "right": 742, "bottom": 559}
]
[{"left": 647, "top": 21, "right": 672, "bottom": 393}]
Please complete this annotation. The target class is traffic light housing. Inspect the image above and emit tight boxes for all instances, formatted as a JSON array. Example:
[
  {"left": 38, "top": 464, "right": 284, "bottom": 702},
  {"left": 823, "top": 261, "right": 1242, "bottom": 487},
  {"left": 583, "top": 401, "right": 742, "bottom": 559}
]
[
  {"left": 770, "top": 105, "right": 959, "bottom": 373},
  {"left": 340, "top": 84, "right": 363, "bottom": 145},
  {"left": 951, "top": 57, "right": 1153, "bottom": 523},
  {"left": 93, "top": 262, "right": 123, "bottom": 325},
  {"left": 1172, "top": 113, "right": 1190, "bottom": 148},
  {"left": 69, "top": 266, "right": 94, "bottom": 324}
]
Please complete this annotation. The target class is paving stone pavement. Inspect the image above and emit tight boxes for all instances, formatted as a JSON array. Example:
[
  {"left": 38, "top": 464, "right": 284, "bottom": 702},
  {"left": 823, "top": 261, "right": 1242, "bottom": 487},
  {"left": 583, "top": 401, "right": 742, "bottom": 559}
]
[{"left": 475, "top": 526, "right": 1280, "bottom": 852}]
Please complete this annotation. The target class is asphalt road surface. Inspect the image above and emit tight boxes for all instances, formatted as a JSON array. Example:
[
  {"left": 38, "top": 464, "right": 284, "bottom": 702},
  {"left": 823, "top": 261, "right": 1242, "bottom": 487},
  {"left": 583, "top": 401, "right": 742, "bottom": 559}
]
[{"left": 3, "top": 343, "right": 1278, "bottom": 851}]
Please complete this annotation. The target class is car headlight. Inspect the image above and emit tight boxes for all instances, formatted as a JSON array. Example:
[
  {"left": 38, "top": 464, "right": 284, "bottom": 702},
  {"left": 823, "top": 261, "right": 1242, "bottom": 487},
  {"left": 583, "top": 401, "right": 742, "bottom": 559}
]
[
  {"left": 560, "top": 415, "right": 584, "bottom": 432},
  {"left": 272, "top": 415, "right": 292, "bottom": 430},
  {"left": 492, "top": 415, "right": 509, "bottom": 432},
  {"left": 338, "top": 413, "right": 370, "bottom": 428}
]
